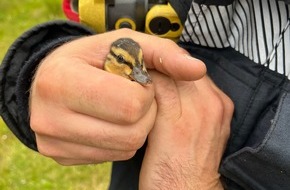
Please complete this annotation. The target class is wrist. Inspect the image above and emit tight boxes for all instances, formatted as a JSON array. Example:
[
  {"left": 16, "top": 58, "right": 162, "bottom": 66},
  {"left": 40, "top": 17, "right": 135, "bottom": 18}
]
[
  {"left": 141, "top": 154, "right": 224, "bottom": 190},
  {"left": 197, "top": 174, "right": 224, "bottom": 190}
]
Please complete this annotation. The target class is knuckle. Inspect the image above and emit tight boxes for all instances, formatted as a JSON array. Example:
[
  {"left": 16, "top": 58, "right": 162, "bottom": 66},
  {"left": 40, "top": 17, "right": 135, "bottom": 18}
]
[
  {"left": 215, "top": 97, "right": 225, "bottom": 115},
  {"left": 211, "top": 88, "right": 233, "bottom": 110},
  {"left": 118, "top": 28, "right": 133, "bottom": 33},
  {"left": 89, "top": 149, "right": 136, "bottom": 162},
  {"left": 117, "top": 28, "right": 139, "bottom": 37},
  {"left": 37, "top": 143, "right": 55, "bottom": 158},
  {"left": 29, "top": 114, "right": 39, "bottom": 132},
  {"left": 30, "top": 113, "right": 45, "bottom": 133},
  {"left": 30, "top": 114, "right": 54, "bottom": 136},
  {"left": 162, "top": 38, "right": 176, "bottom": 47},
  {"left": 224, "top": 124, "right": 231, "bottom": 138},
  {"left": 204, "top": 92, "right": 225, "bottom": 123},
  {"left": 116, "top": 151, "right": 137, "bottom": 161},
  {"left": 123, "top": 151, "right": 137, "bottom": 160},
  {"left": 124, "top": 129, "right": 147, "bottom": 151},
  {"left": 33, "top": 70, "right": 52, "bottom": 99},
  {"left": 54, "top": 159, "right": 75, "bottom": 166},
  {"left": 211, "top": 94, "right": 225, "bottom": 114},
  {"left": 119, "top": 98, "right": 145, "bottom": 124},
  {"left": 32, "top": 58, "right": 65, "bottom": 100},
  {"left": 215, "top": 90, "right": 235, "bottom": 118},
  {"left": 224, "top": 96, "right": 235, "bottom": 115}
]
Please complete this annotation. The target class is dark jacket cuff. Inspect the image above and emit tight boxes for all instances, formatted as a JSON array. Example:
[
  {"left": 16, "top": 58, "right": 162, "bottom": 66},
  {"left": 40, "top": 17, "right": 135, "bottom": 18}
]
[{"left": 0, "top": 20, "right": 94, "bottom": 151}]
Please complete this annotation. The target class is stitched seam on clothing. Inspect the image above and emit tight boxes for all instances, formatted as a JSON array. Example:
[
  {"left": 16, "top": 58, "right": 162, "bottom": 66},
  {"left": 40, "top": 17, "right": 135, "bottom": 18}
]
[
  {"left": 256, "top": 92, "right": 287, "bottom": 153},
  {"left": 227, "top": 68, "right": 267, "bottom": 149}
]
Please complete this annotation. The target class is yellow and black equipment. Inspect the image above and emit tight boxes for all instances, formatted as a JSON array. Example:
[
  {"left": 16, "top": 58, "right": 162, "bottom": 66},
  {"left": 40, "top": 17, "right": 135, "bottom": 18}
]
[{"left": 63, "top": 0, "right": 183, "bottom": 40}]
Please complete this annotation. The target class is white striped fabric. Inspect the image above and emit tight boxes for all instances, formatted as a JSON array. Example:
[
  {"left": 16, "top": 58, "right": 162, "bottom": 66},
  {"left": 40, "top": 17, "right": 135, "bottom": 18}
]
[{"left": 181, "top": 0, "right": 290, "bottom": 79}]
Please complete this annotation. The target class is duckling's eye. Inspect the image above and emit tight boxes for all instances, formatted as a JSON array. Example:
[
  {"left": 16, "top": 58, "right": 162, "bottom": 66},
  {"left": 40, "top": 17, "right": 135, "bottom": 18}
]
[{"left": 117, "top": 55, "right": 125, "bottom": 63}]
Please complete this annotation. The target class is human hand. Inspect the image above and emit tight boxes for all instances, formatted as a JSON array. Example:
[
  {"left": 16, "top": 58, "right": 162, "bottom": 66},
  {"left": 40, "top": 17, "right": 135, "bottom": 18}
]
[
  {"left": 139, "top": 72, "right": 234, "bottom": 190},
  {"left": 29, "top": 29, "right": 206, "bottom": 165}
]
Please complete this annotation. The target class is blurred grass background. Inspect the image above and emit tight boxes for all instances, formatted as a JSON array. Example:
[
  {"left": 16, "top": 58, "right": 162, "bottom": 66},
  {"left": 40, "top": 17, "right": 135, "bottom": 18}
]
[{"left": 0, "top": 1, "right": 111, "bottom": 189}]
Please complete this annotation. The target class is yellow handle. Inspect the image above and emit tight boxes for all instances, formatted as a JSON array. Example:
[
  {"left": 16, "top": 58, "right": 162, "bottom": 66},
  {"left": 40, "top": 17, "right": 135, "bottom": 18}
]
[
  {"left": 145, "top": 3, "right": 183, "bottom": 40},
  {"left": 79, "top": 0, "right": 106, "bottom": 33}
]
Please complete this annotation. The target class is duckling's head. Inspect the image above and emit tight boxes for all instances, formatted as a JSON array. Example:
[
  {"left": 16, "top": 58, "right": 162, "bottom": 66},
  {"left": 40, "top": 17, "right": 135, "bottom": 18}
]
[{"left": 104, "top": 38, "right": 152, "bottom": 85}]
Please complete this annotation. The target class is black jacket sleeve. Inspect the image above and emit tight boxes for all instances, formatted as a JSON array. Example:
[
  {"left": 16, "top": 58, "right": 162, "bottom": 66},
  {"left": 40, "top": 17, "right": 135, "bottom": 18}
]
[{"left": 0, "top": 20, "right": 94, "bottom": 151}]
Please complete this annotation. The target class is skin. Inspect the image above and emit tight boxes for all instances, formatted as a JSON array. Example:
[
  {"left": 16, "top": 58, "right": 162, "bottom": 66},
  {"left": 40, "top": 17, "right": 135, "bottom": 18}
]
[
  {"left": 29, "top": 28, "right": 233, "bottom": 187},
  {"left": 139, "top": 72, "right": 234, "bottom": 190}
]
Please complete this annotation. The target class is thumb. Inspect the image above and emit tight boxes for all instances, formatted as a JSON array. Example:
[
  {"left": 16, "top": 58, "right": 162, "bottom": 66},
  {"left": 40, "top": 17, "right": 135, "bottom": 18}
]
[
  {"left": 57, "top": 29, "right": 206, "bottom": 81},
  {"left": 89, "top": 29, "right": 207, "bottom": 81},
  {"left": 137, "top": 37, "right": 207, "bottom": 81}
]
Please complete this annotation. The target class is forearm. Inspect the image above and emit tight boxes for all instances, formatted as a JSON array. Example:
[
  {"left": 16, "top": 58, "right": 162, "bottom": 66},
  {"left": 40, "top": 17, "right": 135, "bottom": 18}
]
[{"left": 0, "top": 20, "right": 94, "bottom": 150}]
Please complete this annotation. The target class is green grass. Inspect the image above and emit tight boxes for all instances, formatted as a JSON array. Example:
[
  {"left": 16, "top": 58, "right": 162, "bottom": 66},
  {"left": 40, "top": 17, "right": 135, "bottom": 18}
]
[{"left": 0, "top": 1, "right": 111, "bottom": 189}]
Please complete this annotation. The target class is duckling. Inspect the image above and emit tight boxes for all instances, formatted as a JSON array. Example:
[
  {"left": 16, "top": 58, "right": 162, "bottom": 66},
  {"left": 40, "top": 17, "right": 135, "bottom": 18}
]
[{"left": 104, "top": 38, "right": 152, "bottom": 85}]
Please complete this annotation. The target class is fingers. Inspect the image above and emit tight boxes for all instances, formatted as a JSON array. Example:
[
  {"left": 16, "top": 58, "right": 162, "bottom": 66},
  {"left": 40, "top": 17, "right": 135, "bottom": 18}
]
[
  {"left": 36, "top": 135, "right": 137, "bottom": 165},
  {"left": 149, "top": 71, "right": 181, "bottom": 122},
  {"left": 31, "top": 97, "right": 157, "bottom": 165},
  {"left": 33, "top": 58, "right": 155, "bottom": 124},
  {"left": 31, "top": 100, "right": 157, "bottom": 152},
  {"left": 63, "top": 62, "right": 155, "bottom": 124},
  {"left": 55, "top": 29, "right": 206, "bottom": 81},
  {"left": 30, "top": 28, "right": 208, "bottom": 167},
  {"left": 30, "top": 31, "right": 162, "bottom": 165},
  {"left": 138, "top": 37, "right": 207, "bottom": 81}
]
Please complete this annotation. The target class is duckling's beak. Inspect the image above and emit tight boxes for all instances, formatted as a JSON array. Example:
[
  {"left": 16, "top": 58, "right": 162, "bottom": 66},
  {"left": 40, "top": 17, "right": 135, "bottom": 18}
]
[{"left": 130, "top": 65, "right": 152, "bottom": 85}]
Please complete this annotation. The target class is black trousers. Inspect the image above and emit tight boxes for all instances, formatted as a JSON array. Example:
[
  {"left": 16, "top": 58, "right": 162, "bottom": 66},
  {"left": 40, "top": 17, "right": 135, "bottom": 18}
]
[{"left": 109, "top": 43, "right": 290, "bottom": 190}]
